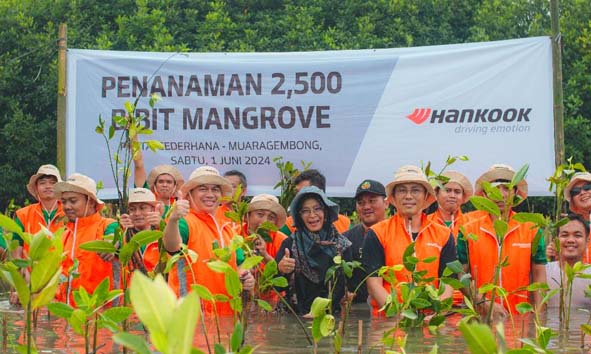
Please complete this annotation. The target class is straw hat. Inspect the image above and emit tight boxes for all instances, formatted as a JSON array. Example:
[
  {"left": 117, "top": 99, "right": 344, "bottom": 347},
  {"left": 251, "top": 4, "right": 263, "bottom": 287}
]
[
  {"left": 290, "top": 186, "right": 339, "bottom": 224},
  {"left": 180, "top": 166, "right": 232, "bottom": 197},
  {"left": 474, "top": 164, "right": 528, "bottom": 204},
  {"left": 147, "top": 165, "right": 184, "bottom": 190},
  {"left": 385, "top": 165, "right": 436, "bottom": 209},
  {"left": 247, "top": 194, "right": 287, "bottom": 228},
  {"left": 27, "top": 164, "right": 62, "bottom": 200},
  {"left": 128, "top": 187, "right": 158, "bottom": 206},
  {"left": 439, "top": 171, "right": 473, "bottom": 205},
  {"left": 564, "top": 172, "right": 591, "bottom": 213},
  {"left": 54, "top": 173, "right": 104, "bottom": 211}
]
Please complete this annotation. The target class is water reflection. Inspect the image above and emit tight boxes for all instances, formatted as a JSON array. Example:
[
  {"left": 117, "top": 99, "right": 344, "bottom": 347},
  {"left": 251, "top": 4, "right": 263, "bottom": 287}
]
[{"left": 0, "top": 301, "right": 589, "bottom": 353}]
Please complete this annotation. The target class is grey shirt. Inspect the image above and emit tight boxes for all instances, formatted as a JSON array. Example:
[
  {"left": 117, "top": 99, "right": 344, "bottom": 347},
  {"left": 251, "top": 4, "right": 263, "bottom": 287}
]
[{"left": 546, "top": 261, "right": 591, "bottom": 309}]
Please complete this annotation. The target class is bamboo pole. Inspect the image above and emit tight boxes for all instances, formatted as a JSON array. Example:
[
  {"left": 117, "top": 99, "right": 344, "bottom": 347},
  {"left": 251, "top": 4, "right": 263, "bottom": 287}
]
[
  {"left": 357, "top": 320, "right": 363, "bottom": 354},
  {"left": 57, "top": 24, "right": 67, "bottom": 174},
  {"left": 550, "top": 0, "right": 565, "bottom": 167}
]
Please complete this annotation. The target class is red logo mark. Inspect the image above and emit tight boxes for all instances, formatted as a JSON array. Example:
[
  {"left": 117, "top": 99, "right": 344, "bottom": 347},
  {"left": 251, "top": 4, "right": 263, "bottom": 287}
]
[{"left": 406, "top": 108, "right": 432, "bottom": 125}]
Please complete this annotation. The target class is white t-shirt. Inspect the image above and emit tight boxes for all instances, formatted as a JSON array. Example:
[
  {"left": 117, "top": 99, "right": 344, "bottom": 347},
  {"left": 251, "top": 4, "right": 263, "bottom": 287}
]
[{"left": 546, "top": 261, "right": 591, "bottom": 309}]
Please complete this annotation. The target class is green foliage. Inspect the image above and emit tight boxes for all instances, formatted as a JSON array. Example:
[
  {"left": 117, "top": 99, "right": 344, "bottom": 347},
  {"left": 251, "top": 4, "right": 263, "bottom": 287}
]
[{"left": 272, "top": 157, "right": 311, "bottom": 210}]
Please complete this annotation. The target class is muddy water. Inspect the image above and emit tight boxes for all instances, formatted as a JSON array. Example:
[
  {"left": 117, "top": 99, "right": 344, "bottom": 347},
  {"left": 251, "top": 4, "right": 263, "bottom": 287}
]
[{"left": 0, "top": 301, "right": 589, "bottom": 353}]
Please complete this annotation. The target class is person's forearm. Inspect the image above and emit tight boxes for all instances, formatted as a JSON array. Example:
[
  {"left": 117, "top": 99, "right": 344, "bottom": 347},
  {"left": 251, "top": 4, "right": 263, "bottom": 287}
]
[
  {"left": 163, "top": 219, "right": 181, "bottom": 253},
  {"left": 367, "top": 277, "right": 389, "bottom": 308}
]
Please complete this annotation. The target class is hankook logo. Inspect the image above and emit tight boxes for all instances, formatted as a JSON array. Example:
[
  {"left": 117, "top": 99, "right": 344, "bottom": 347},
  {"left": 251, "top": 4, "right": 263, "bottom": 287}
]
[{"left": 406, "top": 107, "right": 532, "bottom": 125}]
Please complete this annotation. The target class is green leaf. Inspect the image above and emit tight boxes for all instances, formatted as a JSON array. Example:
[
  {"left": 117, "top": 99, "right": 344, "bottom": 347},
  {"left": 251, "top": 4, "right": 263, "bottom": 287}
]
[
  {"left": 511, "top": 164, "right": 529, "bottom": 189},
  {"left": 1, "top": 266, "right": 30, "bottom": 305},
  {"left": 311, "top": 316, "right": 323, "bottom": 342},
  {"left": 214, "top": 343, "right": 225, "bottom": 354},
  {"left": 102, "top": 306, "right": 133, "bottom": 323},
  {"left": 458, "top": 320, "right": 498, "bottom": 354},
  {"left": 309, "top": 297, "right": 331, "bottom": 317},
  {"left": 493, "top": 219, "right": 508, "bottom": 239},
  {"left": 445, "top": 260, "right": 464, "bottom": 275},
  {"left": 0, "top": 214, "right": 24, "bottom": 238},
  {"left": 28, "top": 233, "right": 51, "bottom": 260},
  {"left": 240, "top": 256, "right": 263, "bottom": 270},
  {"left": 47, "top": 302, "right": 74, "bottom": 318},
  {"left": 469, "top": 196, "right": 500, "bottom": 217},
  {"left": 129, "top": 230, "right": 162, "bottom": 246},
  {"left": 581, "top": 324, "right": 591, "bottom": 336},
  {"left": 272, "top": 277, "right": 288, "bottom": 288},
  {"left": 79, "top": 240, "right": 117, "bottom": 253},
  {"left": 207, "top": 260, "right": 233, "bottom": 274},
  {"left": 30, "top": 251, "right": 62, "bottom": 292},
  {"left": 168, "top": 292, "right": 201, "bottom": 354},
  {"left": 191, "top": 284, "right": 214, "bottom": 301},
  {"left": 31, "top": 271, "right": 60, "bottom": 310},
  {"left": 512, "top": 213, "right": 547, "bottom": 227},
  {"left": 230, "top": 322, "right": 244, "bottom": 352},
  {"left": 118, "top": 243, "right": 139, "bottom": 266},
  {"left": 320, "top": 314, "right": 335, "bottom": 336},
  {"left": 69, "top": 309, "right": 87, "bottom": 335},
  {"left": 129, "top": 273, "right": 176, "bottom": 335},
  {"left": 401, "top": 309, "right": 418, "bottom": 320},
  {"left": 423, "top": 256, "right": 437, "bottom": 264},
  {"left": 256, "top": 299, "right": 273, "bottom": 312},
  {"left": 515, "top": 302, "right": 533, "bottom": 314},
  {"left": 410, "top": 298, "right": 431, "bottom": 309},
  {"left": 225, "top": 269, "right": 242, "bottom": 298},
  {"left": 113, "top": 333, "right": 152, "bottom": 354},
  {"left": 263, "top": 260, "right": 278, "bottom": 278}
]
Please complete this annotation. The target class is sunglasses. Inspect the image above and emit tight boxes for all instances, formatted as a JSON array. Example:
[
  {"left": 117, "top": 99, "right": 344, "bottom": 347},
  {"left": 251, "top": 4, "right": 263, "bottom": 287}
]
[{"left": 570, "top": 183, "right": 591, "bottom": 197}]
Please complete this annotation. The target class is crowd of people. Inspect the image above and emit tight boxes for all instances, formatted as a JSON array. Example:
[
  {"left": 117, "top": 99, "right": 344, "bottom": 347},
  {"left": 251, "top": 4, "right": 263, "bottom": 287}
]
[{"left": 5, "top": 158, "right": 591, "bottom": 319}]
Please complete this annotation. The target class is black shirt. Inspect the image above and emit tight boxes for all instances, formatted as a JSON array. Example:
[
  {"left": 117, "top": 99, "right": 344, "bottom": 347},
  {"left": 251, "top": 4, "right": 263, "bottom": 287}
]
[{"left": 342, "top": 224, "right": 369, "bottom": 303}]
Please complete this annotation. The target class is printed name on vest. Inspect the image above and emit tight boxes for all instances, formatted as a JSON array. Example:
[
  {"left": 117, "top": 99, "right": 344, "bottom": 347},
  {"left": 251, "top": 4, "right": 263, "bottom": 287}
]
[
  {"left": 425, "top": 242, "right": 442, "bottom": 251},
  {"left": 512, "top": 242, "right": 531, "bottom": 249}
]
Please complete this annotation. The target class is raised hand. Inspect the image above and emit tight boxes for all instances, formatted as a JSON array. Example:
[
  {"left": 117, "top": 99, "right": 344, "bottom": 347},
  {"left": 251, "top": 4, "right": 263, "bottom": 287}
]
[{"left": 278, "top": 248, "right": 296, "bottom": 274}]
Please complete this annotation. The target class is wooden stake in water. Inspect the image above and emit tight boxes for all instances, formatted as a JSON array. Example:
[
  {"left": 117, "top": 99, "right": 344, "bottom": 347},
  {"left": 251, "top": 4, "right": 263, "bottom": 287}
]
[
  {"left": 357, "top": 320, "right": 363, "bottom": 354},
  {"left": 2, "top": 313, "right": 7, "bottom": 353}
]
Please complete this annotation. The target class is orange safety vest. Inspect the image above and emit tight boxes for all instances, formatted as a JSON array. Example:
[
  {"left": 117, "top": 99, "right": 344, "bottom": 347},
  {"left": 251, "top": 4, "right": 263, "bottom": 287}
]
[
  {"left": 369, "top": 213, "right": 452, "bottom": 312},
  {"left": 143, "top": 241, "right": 160, "bottom": 272},
  {"left": 462, "top": 212, "right": 538, "bottom": 313},
  {"left": 168, "top": 209, "right": 237, "bottom": 315},
  {"left": 15, "top": 203, "right": 65, "bottom": 250},
  {"left": 57, "top": 213, "right": 116, "bottom": 305},
  {"left": 284, "top": 214, "right": 351, "bottom": 234},
  {"left": 427, "top": 208, "right": 476, "bottom": 306}
]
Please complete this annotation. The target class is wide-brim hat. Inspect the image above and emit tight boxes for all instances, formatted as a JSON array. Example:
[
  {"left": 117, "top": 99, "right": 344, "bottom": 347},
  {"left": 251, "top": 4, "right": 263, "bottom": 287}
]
[
  {"left": 440, "top": 171, "right": 473, "bottom": 205},
  {"left": 147, "top": 165, "right": 185, "bottom": 190},
  {"left": 128, "top": 187, "right": 158, "bottom": 206},
  {"left": 564, "top": 172, "right": 591, "bottom": 213},
  {"left": 248, "top": 194, "right": 287, "bottom": 228},
  {"left": 290, "top": 186, "right": 339, "bottom": 224},
  {"left": 27, "top": 164, "right": 62, "bottom": 200},
  {"left": 180, "top": 166, "right": 232, "bottom": 197},
  {"left": 54, "top": 173, "right": 104, "bottom": 211},
  {"left": 385, "top": 165, "right": 436, "bottom": 210},
  {"left": 474, "top": 164, "right": 528, "bottom": 204}
]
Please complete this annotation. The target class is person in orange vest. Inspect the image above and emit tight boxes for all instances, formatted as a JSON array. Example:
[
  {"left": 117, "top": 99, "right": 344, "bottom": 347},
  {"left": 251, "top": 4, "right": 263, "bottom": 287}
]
[
  {"left": 216, "top": 170, "right": 248, "bottom": 228},
  {"left": 428, "top": 171, "right": 474, "bottom": 239},
  {"left": 547, "top": 172, "right": 591, "bottom": 263},
  {"left": 343, "top": 179, "right": 388, "bottom": 304},
  {"left": 276, "top": 186, "right": 353, "bottom": 316},
  {"left": 11, "top": 165, "right": 65, "bottom": 304},
  {"left": 163, "top": 166, "right": 255, "bottom": 315},
  {"left": 14, "top": 164, "right": 65, "bottom": 250},
  {"left": 280, "top": 169, "right": 351, "bottom": 235},
  {"left": 245, "top": 194, "right": 288, "bottom": 263},
  {"left": 457, "top": 164, "right": 547, "bottom": 317},
  {"left": 54, "top": 173, "right": 118, "bottom": 305},
  {"left": 133, "top": 145, "right": 184, "bottom": 216},
  {"left": 119, "top": 188, "right": 162, "bottom": 273},
  {"left": 362, "top": 165, "right": 456, "bottom": 314}
]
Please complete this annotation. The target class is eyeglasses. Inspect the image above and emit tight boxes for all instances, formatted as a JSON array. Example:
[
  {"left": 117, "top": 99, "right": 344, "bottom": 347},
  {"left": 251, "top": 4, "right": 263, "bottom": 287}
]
[
  {"left": 570, "top": 183, "right": 591, "bottom": 198},
  {"left": 299, "top": 206, "right": 324, "bottom": 217},
  {"left": 394, "top": 187, "right": 425, "bottom": 197}
]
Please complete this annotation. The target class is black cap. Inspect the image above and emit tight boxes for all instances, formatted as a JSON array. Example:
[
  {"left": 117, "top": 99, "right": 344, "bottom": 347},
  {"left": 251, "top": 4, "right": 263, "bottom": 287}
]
[{"left": 354, "top": 179, "right": 386, "bottom": 199}]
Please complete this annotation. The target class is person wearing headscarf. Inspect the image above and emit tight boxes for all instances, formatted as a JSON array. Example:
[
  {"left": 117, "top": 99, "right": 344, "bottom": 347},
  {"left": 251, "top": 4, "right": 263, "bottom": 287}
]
[{"left": 275, "top": 186, "right": 352, "bottom": 316}]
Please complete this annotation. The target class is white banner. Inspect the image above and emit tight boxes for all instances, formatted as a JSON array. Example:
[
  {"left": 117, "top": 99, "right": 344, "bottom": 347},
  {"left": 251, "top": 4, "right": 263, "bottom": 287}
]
[{"left": 66, "top": 37, "right": 554, "bottom": 199}]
